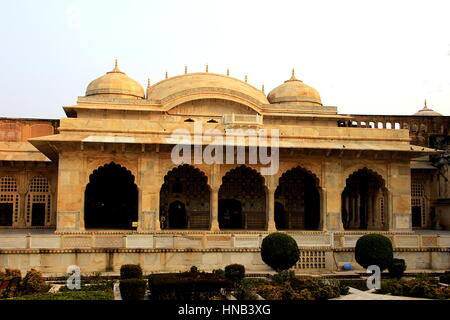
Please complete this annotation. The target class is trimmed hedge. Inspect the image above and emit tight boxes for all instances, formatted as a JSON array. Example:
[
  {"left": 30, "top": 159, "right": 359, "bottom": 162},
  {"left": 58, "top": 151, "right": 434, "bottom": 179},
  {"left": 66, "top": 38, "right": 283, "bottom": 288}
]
[
  {"left": 120, "top": 264, "right": 143, "bottom": 280},
  {"left": 148, "top": 272, "right": 233, "bottom": 300},
  {"left": 119, "top": 279, "right": 147, "bottom": 300},
  {"left": 378, "top": 277, "right": 450, "bottom": 299},
  {"left": 261, "top": 232, "right": 299, "bottom": 271},
  {"left": 388, "top": 258, "right": 406, "bottom": 279},
  {"left": 224, "top": 264, "right": 245, "bottom": 283},
  {"left": 355, "top": 233, "right": 393, "bottom": 271}
]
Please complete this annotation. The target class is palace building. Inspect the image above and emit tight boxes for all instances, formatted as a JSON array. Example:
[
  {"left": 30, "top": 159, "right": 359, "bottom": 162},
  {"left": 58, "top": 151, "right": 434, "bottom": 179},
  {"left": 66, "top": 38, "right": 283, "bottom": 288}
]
[{"left": 0, "top": 61, "right": 449, "bottom": 274}]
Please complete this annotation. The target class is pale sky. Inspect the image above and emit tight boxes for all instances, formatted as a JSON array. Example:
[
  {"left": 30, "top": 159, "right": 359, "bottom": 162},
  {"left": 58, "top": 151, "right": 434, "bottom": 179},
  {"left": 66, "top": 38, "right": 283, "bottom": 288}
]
[{"left": 0, "top": 0, "right": 449, "bottom": 119}]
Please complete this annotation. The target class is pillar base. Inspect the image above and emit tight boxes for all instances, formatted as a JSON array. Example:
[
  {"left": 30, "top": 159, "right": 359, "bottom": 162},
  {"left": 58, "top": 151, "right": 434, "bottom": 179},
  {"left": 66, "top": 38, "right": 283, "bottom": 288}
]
[
  {"left": 267, "top": 221, "right": 277, "bottom": 232},
  {"left": 210, "top": 220, "right": 220, "bottom": 231}
]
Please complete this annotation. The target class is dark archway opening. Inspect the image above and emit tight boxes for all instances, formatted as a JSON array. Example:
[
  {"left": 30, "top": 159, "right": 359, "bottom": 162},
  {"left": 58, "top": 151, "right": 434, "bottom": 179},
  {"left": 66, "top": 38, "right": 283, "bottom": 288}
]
[
  {"left": 275, "top": 167, "right": 321, "bottom": 230},
  {"left": 219, "top": 199, "right": 243, "bottom": 229},
  {"left": 0, "top": 203, "right": 13, "bottom": 226},
  {"left": 168, "top": 201, "right": 187, "bottom": 229},
  {"left": 84, "top": 162, "right": 138, "bottom": 230},
  {"left": 160, "top": 164, "right": 210, "bottom": 230},
  {"left": 412, "top": 206, "right": 422, "bottom": 228},
  {"left": 341, "top": 168, "right": 387, "bottom": 230},
  {"left": 274, "top": 201, "right": 287, "bottom": 229},
  {"left": 219, "top": 165, "right": 266, "bottom": 230}
]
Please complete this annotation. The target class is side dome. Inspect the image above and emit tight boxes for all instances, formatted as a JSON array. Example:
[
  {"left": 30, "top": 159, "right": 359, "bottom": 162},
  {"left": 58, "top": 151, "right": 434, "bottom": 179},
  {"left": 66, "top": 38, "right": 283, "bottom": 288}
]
[
  {"left": 268, "top": 70, "right": 322, "bottom": 106},
  {"left": 413, "top": 100, "right": 442, "bottom": 116},
  {"left": 85, "top": 60, "right": 145, "bottom": 99}
]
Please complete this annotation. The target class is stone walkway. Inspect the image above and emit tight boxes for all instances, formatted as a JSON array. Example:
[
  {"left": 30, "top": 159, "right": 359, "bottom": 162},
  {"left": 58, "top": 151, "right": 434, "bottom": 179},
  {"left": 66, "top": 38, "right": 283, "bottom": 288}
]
[{"left": 332, "top": 287, "right": 431, "bottom": 300}]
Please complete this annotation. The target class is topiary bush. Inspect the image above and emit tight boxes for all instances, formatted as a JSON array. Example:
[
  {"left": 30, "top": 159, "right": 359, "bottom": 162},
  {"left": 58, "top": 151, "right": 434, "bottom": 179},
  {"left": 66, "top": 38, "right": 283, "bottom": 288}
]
[
  {"left": 354, "top": 233, "right": 393, "bottom": 271},
  {"left": 190, "top": 266, "right": 199, "bottom": 273},
  {"left": 120, "top": 264, "right": 143, "bottom": 280},
  {"left": 119, "top": 279, "right": 147, "bottom": 300},
  {"left": 261, "top": 232, "right": 299, "bottom": 271},
  {"left": 224, "top": 264, "right": 245, "bottom": 283},
  {"left": 388, "top": 258, "right": 407, "bottom": 279},
  {"left": 20, "top": 269, "right": 49, "bottom": 295}
]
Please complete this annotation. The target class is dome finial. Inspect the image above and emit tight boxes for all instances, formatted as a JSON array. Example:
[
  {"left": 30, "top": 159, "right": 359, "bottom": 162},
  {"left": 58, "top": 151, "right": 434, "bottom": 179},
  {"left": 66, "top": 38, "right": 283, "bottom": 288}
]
[
  {"left": 206, "top": 64, "right": 209, "bottom": 73},
  {"left": 245, "top": 75, "right": 248, "bottom": 83},
  {"left": 185, "top": 65, "right": 188, "bottom": 74},
  {"left": 165, "top": 71, "right": 168, "bottom": 80},
  {"left": 289, "top": 68, "right": 298, "bottom": 81},
  {"left": 147, "top": 78, "right": 151, "bottom": 88},
  {"left": 424, "top": 99, "right": 428, "bottom": 109},
  {"left": 262, "top": 84, "right": 265, "bottom": 93},
  {"left": 226, "top": 68, "right": 230, "bottom": 76},
  {"left": 110, "top": 58, "right": 121, "bottom": 72}
]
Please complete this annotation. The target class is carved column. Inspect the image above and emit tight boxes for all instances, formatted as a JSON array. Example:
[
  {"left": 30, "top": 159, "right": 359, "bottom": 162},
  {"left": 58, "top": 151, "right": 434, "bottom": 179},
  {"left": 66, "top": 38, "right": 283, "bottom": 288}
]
[
  {"left": 210, "top": 187, "right": 220, "bottom": 231},
  {"left": 265, "top": 174, "right": 277, "bottom": 232},
  {"left": 266, "top": 187, "right": 276, "bottom": 232}
]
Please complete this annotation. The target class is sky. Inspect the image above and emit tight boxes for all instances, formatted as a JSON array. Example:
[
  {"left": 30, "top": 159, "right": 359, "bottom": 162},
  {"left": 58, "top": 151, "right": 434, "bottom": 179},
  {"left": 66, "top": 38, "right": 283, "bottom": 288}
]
[{"left": 0, "top": 0, "right": 449, "bottom": 119}]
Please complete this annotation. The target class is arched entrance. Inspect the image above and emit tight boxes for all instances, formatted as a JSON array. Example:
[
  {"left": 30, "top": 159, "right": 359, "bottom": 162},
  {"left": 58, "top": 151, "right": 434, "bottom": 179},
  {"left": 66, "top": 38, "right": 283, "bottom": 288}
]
[
  {"left": 218, "top": 165, "right": 266, "bottom": 230},
  {"left": 275, "top": 167, "right": 321, "bottom": 230},
  {"left": 341, "top": 168, "right": 388, "bottom": 230},
  {"left": 160, "top": 164, "right": 210, "bottom": 230},
  {"left": 84, "top": 162, "right": 138, "bottom": 229}
]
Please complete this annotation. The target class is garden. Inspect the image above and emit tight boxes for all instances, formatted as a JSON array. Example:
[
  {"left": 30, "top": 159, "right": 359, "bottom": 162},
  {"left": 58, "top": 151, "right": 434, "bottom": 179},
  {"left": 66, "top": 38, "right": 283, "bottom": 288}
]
[{"left": 0, "top": 232, "right": 449, "bottom": 300}]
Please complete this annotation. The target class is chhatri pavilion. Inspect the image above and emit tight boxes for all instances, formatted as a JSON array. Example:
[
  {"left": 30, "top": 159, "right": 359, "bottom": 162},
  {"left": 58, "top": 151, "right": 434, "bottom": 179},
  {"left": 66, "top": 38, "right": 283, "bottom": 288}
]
[{"left": 0, "top": 61, "right": 448, "bottom": 274}]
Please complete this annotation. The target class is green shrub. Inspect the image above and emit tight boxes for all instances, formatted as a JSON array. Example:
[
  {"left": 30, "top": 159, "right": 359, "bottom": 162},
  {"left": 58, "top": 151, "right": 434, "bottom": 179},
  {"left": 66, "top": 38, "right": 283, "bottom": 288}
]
[
  {"left": 271, "top": 270, "right": 296, "bottom": 285},
  {"left": 224, "top": 264, "right": 245, "bottom": 283},
  {"left": 388, "top": 258, "right": 406, "bottom": 279},
  {"left": 120, "top": 264, "right": 143, "bottom": 280},
  {"left": 261, "top": 232, "right": 299, "bottom": 271},
  {"left": 439, "top": 271, "right": 450, "bottom": 285},
  {"left": 12, "top": 290, "right": 113, "bottom": 300},
  {"left": 119, "top": 279, "right": 147, "bottom": 300},
  {"left": 355, "top": 233, "right": 393, "bottom": 271},
  {"left": 378, "top": 277, "right": 450, "bottom": 299},
  {"left": 20, "top": 269, "right": 49, "bottom": 295}
]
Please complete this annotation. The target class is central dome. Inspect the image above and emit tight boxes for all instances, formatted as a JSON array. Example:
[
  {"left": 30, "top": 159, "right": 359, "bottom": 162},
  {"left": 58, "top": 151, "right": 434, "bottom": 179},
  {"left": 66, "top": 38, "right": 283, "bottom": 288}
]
[
  {"left": 85, "top": 60, "right": 145, "bottom": 99},
  {"left": 268, "top": 70, "right": 322, "bottom": 106},
  {"left": 147, "top": 72, "right": 269, "bottom": 108}
]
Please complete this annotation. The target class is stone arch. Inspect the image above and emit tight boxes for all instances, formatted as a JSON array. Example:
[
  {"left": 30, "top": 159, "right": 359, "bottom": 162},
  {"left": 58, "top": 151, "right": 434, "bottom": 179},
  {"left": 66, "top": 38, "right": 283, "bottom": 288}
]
[
  {"left": 0, "top": 176, "right": 19, "bottom": 226},
  {"left": 26, "top": 176, "right": 52, "bottom": 227},
  {"left": 341, "top": 167, "right": 389, "bottom": 230},
  {"left": 160, "top": 164, "right": 210, "bottom": 230},
  {"left": 275, "top": 166, "right": 321, "bottom": 230},
  {"left": 162, "top": 93, "right": 263, "bottom": 115},
  {"left": 84, "top": 162, "right": 138, "bottom": 229},
  {"left": 218, "top": 165, "right": 266, "bottom": 230}
]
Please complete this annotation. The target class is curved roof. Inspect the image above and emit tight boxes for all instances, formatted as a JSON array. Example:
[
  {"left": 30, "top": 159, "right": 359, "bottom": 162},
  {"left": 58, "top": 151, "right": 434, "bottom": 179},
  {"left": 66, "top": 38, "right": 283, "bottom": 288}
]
[
  {"left": 86, "top": 61, "right": 145, "bottom": 99},
  {"left": 267, "top": 71, "right": 322, "bottom": 106},
  {"left": 147, "top": 73, "right": 269, "bottom": 110},
  {"left": 413, "top": 100, "right": 442, "bottom": 116}
]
